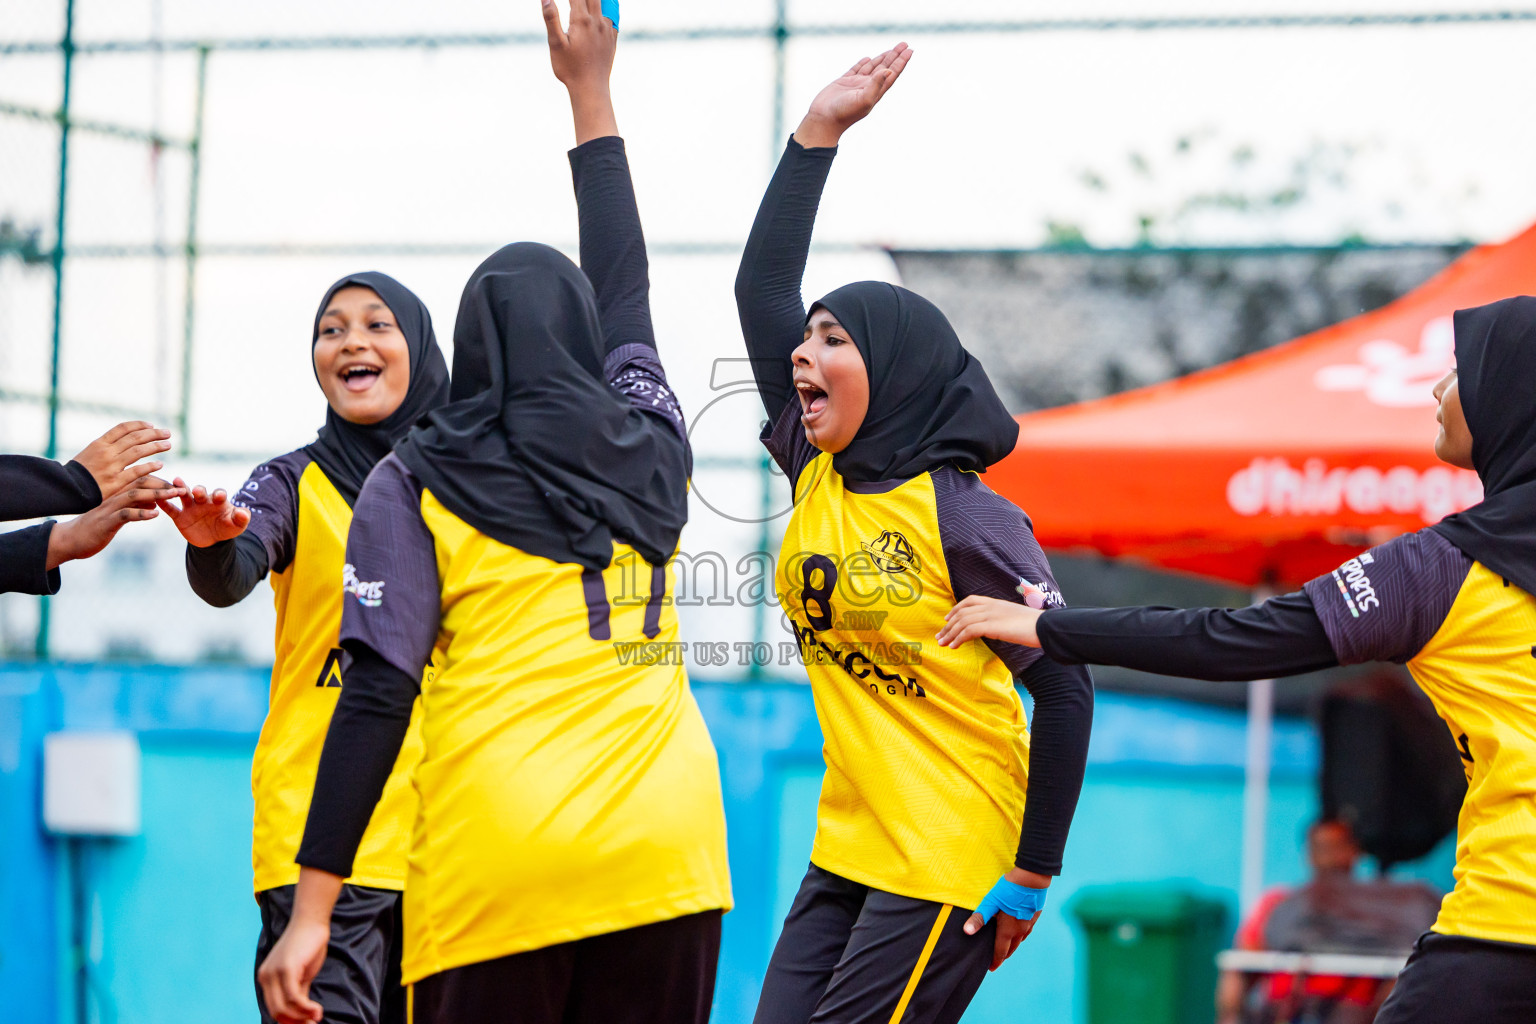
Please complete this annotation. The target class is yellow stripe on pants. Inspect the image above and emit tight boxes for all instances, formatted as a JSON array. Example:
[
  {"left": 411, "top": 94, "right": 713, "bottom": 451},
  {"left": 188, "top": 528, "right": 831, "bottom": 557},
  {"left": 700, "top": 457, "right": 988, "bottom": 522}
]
[{"left": 888, "top": 904, "right": 953, "bottom": 1024}]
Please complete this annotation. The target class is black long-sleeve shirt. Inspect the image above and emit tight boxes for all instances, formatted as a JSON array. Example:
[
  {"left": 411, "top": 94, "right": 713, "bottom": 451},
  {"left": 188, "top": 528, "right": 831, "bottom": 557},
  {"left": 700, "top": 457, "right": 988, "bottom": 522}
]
[
  {"left": 1037, "top": 590, "right": 1340, "bottom": 681},
  {"left": 186, "top": 534, "right": 271, "bottom": 607},
  {"left": 1037, "top": 529, "right": 1487, "bottom": 686},
  {"left": 736, "top": 138, "right": 1094, "bottom": 878},
  {"left": 0, "top": 456, "right": 101, "bottom": 520},
  {"left": 0, "top": 523, "right": 61, "bottom": 596},
  {"left": 734, "top": 138, "right": 837, "bottom": 417},
  {"left": 0, "top": 456, "right": 101, "bottom": 595},
  {"left": 299, "top": 134, "right": 675, "bottom": 878}
]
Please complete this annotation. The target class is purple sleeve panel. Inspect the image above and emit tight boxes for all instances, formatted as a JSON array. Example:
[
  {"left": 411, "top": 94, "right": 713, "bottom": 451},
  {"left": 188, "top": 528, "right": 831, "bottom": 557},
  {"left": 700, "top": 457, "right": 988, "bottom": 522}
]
[
  {"left": 932, "top": 466, "right": 1065, "bottom": 676},
  {"left": 605, "top": 342, "right": 688, "bottom": 446},
  {"left": 761, "top": 399, "right": 820, "bottom": 496},
  {"left": 230, "top": 450, "right": 308, "bottom": 574},
  {"left": 338, "top": 454, "right": 442, "bottom": 681},
  {"left": 1302, "top": 528, "right": 1471, "bottom": 666}
]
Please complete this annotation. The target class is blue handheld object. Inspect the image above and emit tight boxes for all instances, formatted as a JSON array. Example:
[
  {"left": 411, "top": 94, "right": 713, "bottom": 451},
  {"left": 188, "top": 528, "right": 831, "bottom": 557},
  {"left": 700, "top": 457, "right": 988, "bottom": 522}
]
[
  {"left": 972, "top": 876, "right": 1048, "bottom": 925},
  {"left": 602, "top": 0, "right": 619, "bottom": 29}
]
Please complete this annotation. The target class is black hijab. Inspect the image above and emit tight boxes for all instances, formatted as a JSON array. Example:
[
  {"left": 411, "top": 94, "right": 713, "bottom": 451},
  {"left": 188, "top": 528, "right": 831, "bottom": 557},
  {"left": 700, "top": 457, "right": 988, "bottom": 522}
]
[
  {"left": 813, "top": 281, "right": 1020, "bottom": 482},
  {"left": 1430, "top": 295, "right": 1536, "bottom": 595},
  {"left": 395, "top": 243, "right": 689, "bottom": 571},
  {"left": 305, "top": 272, "right": 450, "bottom": 506}
]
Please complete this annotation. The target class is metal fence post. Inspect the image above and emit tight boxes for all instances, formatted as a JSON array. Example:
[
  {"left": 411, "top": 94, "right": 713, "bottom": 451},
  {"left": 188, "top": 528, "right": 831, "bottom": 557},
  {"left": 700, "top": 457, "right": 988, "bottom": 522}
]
[{"left": 38, "top": 0, "right": 77, "bottom": 660}]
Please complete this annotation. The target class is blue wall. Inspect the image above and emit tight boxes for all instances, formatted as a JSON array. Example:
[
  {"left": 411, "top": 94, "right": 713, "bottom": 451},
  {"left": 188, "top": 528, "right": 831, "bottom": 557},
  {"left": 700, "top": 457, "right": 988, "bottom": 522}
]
[{"left": 0, "top": 664, "right": 1455, "bottom": 1024}]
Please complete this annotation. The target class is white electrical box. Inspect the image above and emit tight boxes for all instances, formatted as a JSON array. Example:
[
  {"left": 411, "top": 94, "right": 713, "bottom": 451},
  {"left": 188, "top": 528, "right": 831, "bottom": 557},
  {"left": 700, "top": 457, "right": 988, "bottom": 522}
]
[{"left": 43, "top": 731, "right": 142, "bottom": 837}]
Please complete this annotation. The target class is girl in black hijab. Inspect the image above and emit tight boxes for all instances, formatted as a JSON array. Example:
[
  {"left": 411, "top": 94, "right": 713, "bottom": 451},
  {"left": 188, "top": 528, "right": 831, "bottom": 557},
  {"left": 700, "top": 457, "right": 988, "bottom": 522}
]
[
  {"left": 159, "top": 270, "right": 448, "bottom": 1024},
  {"left": 259, "top": 7, "right": 731, "bottom": 1023},
  {"left": 940, "top": 299, "right": 1536, "bottom": 1024},
  {"left": 736, "top": 46, "right": 1095, "bottom": 1024}
]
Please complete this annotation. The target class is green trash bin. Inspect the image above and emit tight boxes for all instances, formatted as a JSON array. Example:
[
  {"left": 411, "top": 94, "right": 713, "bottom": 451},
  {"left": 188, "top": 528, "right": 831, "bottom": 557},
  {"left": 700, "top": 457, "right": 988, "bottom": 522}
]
[{"left": 1068, "top": 883, "right": 1231, "bottom": 1024}]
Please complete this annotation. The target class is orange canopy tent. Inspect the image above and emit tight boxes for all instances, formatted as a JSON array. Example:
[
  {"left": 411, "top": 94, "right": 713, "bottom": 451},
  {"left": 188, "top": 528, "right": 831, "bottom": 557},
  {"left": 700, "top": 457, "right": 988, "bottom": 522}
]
[{"left": 985, "top": 223, "right": 1536, "bottom": 589}]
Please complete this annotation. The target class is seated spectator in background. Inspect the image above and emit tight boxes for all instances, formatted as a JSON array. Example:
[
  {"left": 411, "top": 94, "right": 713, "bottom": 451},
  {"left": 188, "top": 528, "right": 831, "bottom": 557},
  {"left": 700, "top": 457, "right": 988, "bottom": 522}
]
[
  {"left": 1218, "top": 819, "right": 1440, "bottom": 1024},
  {"left": 0, "top": 421, "right": 183, "bottom": 595}
]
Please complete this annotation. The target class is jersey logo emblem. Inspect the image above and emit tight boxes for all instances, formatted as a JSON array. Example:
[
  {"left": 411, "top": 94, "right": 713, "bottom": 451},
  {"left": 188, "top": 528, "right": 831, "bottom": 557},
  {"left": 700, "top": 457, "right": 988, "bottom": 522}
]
[
  {"left": 343, "top": 563, "right": 385, "bottom": 607},
  {"left": 315, "top": 647, "right": 344, "bottom": 688},
  {"left": 1017, "top": 579, "right": 1066, "bottom": 609},
  {"left": 862, "top": 530, "right": 920, "bottom": 576},
  {"left": 1329, "top": 556, "right": 1380, "bottom": 618}
]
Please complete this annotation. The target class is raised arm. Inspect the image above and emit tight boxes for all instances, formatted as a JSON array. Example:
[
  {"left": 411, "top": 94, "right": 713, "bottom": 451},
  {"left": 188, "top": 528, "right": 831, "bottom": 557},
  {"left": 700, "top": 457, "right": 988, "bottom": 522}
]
[
  {"left": 544, "top": 0, "right": 655, "bottom": 356},
  {"left": 735, "top": 45, "right": 912, "bottom": 417}
]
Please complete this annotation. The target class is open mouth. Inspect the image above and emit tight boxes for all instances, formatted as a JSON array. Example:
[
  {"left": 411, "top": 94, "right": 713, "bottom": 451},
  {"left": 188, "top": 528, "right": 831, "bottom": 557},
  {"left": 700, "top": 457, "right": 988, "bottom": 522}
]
[
  {"left": 796, "top": 378, "right": 829, "bottom": 419},
  {"left": 339, "top": 363, "right": 382, "bottom": 393}
]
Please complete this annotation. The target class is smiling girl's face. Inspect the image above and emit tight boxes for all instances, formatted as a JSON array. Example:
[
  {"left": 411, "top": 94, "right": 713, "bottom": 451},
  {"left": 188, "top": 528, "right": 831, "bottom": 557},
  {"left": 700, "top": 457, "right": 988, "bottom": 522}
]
[
  {"left": 313, "top": 286, "right": 411, "bottom": 424},
  {"left": 791, "top": 308, "right": 870, "bottom": 454}
]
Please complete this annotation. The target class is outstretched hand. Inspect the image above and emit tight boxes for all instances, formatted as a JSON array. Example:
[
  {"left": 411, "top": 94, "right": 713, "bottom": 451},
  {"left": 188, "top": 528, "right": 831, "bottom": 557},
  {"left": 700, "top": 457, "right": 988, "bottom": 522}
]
[
  {"left": 794, "top": 43, "right": 913, "bottom": 149},
  {"left": 542, "top": 0, "right": 620, "bottom": 143},
  {"left": 71, "top": 420, "right": 173, "bottom": 500},
  {"left": 157, "top": 478, "right": 252, "bottom": 548}
]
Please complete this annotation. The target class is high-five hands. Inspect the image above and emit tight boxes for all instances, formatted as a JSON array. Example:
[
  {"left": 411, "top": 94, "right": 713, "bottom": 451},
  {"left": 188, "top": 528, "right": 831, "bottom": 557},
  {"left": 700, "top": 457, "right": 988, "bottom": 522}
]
[
  {"left": 794, "top": 43, "right": 914, "bottom": 150},
  {"left": 157, "top": 479, "right": 252, "bottom": 548},
  {"left": 71, "top": 420, "right": 174, "bottom": 500},
  {"left": 45, "top": 474, "right": 187, "bottom": 570}
]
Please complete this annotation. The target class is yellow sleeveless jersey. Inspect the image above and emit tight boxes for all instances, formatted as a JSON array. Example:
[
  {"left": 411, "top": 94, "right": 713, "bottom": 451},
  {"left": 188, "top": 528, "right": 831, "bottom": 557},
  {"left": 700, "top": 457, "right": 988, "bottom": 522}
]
[
  {"left": 767, "top": 406, "right": 1068, "bottom": 908},
  {"left": 1306, "top": 530, "right": 1536, "bottom": 946},
  {"left": 337, "top": 456, "right": 732, "bottom": 985},
  {"left": 240, "top": 454, "right": 427, "bottom": 893}
]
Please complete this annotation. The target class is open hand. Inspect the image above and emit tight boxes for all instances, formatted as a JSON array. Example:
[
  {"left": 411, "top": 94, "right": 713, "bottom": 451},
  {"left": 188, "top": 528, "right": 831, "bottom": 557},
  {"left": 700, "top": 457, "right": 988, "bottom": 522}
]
[
  {"left": 794, "top": 43, "right": 913, "bottom": 149},
  {"left": 45, "top": 474, "right": 186, "bottom": 570},
  {"left": 71, "top": 420, "right": 173, "bottom": 500},
  {"left": 156, "top": 478, "right": 252, "bottom": 548},
  {"left": 937, "top": 594, "right": 1044, "bottom": 649},
  {"left": 543, "top": 0, "right": 617, "bottom": 93},
  {"left": 257, "top": 918, "right": 329, "bottom": 1024}
]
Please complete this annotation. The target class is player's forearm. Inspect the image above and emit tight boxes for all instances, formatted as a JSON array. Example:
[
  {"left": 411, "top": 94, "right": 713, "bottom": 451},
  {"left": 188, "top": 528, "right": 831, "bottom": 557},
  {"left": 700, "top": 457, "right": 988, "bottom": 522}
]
[
  {"left": 184, "top": 533, "right": 269, "bottom": 608},
  {"left": 296, "top": 643, "right": 418, "bottom": 877},
  {"left": 571, "top": 136, "right": 655, "bottom": 355},
  {"left": 1036, "top": 593, "right": 1340, "bottom": 681},
  {"left": 567, "top": 83, "right": 618, "bottom": 147},
  {"left": 1013, "top": 657, "right": 1094, "bottom": 876},
  {"left": 0, "top": 523, "right": 62, "bottom": 596},
  {"left": 0, "top": 455, "right": 100, "bottom": 521},
  {"left": 734, "top": 138, "right": 837, "bottom": 414},
  {"left": 290, "top": 867, "right": 345, "bottom": 929}
]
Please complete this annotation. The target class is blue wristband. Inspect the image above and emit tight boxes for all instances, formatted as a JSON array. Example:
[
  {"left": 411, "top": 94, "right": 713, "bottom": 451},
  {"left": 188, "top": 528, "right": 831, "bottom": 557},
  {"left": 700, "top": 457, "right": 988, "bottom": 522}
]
[{"left": 972, "top": 876, "right": 1048, "bottom": 925}]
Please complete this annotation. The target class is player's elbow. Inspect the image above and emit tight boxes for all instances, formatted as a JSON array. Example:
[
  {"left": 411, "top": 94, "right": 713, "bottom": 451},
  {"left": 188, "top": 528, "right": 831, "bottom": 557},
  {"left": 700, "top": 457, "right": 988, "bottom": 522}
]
[{"left": 1026, "top": 660, "right": 1095, "bottom": 715}]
